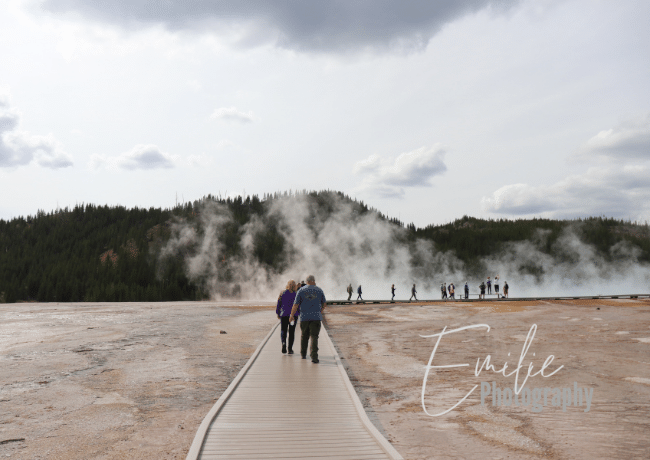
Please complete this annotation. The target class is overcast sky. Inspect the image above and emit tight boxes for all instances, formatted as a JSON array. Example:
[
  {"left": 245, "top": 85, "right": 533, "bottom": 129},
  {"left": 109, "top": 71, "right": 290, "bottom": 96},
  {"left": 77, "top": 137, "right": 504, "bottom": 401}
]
[{"left": 1, "top": 0, "right": 649, "bottom": 227}]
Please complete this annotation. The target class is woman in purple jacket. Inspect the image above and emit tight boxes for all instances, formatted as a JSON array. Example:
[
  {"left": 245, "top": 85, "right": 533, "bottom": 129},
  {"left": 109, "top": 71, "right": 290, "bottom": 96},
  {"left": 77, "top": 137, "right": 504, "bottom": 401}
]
[{"left": 276, "top": 280, "right": 299, "bottom": 354}]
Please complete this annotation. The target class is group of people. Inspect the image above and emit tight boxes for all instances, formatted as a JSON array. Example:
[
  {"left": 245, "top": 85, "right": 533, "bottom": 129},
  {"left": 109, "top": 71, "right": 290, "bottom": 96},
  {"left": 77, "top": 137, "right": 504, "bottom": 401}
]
[
  {"left": 346, "top": 283, "right": 362, "bottom": 301},
  {"left": 476, "top": 276, "right": 509, "bottom": 299},
  {"left": 342, "top": 277, "right": 510, "bottom": 301},
  {"left": 273, "top": 274, "right": 512, "bottom": 363},
  {"left": 440, "top": 282, "right": 457, "bottom": 299},
  {"left": 276, "top": 275, "right": 326, "bottom": 363},
  {"left": 346, "top": 283, "right": 419, "bottom": 301},
  {"left": 440, "top": 276, "right": 509, "bottom": 300},
  {"left": 273, "top": 274, "right": 512, "bottom": 365}
]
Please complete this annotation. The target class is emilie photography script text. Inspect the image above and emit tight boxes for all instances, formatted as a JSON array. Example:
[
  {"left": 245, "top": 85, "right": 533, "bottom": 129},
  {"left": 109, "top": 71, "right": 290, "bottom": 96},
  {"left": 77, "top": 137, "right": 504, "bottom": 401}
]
[{"left": 419, "top": 324, "right": 593, "bottom": 416}]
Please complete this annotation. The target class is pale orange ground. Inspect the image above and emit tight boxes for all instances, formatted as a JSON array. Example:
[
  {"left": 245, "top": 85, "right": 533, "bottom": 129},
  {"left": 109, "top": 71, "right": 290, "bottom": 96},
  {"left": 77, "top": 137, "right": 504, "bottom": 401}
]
[
  {"left": 325, "top": 298, "right": 650, "bottom": 459},
  {"left": 2, "top": 300, "right": 649, "bottom": 459},
  {"left": 0, "top": 302, "right": 274, "bottom": 459}
]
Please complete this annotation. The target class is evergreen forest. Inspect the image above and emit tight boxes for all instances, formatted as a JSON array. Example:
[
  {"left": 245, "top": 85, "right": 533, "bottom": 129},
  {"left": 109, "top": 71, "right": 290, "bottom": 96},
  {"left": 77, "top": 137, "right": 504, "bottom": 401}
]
[{"left": 1, "top": 190, "right": 649, "bottom": 303}]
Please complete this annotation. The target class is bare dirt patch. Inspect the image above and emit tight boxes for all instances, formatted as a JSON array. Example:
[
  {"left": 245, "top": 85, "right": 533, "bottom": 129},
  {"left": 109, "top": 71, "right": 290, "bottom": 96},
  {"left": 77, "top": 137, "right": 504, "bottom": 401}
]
[
  {"left": 325, "top": 299, "right": 650, "bottom": 459},
  {"left": 0, "top": 301, "right": 274, "bottom": 459}
]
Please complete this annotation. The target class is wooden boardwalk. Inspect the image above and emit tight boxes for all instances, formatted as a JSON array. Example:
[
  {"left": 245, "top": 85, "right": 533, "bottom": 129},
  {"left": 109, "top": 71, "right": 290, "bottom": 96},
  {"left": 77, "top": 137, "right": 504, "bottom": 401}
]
[
  {"left": 186, "top": 322, "right": 402, "bottom": 460},
  {"left": 327, "top": 293, "right": 650, "bottom": 305}
]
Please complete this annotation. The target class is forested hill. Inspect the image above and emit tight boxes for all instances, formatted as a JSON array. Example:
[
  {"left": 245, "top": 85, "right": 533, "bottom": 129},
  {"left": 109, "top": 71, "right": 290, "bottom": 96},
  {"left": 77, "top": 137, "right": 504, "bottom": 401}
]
[{"left": 1, "top": 190, "right": 649, "bottom": 303}]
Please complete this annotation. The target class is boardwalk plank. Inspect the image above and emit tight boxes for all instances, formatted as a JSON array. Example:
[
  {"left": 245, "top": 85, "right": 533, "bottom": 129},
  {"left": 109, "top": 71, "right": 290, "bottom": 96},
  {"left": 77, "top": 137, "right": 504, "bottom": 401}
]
[
  {"left": 200, "top": 453, "right": 388, "bottom": 460},
  {"left": 187, "top": 322, "right": 402, "bottom": 460}
]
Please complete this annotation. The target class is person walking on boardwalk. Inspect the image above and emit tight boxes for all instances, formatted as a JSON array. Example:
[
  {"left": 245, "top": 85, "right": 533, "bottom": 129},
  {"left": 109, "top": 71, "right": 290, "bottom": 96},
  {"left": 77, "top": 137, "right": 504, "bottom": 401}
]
[
  {"left": 449, "top": 283, "right": 455, "bottom": 299},
  {"left": 290, "top": 275, "right": 326, "bottom": 363},
  {"left": 503, "top": 281, "right": 509, "bottom": 298},
  {"left": 410, "top": 284, "right": 417, "bottom": 301},
  {"left": 347, "top": 283, "right": 353, "bottom": 301},
  {"left": 494, "top": 275, "right": 500, "bottom": 297},
  {"left": 276, "top": 280, "right": 299, "bottom": 354},
  {"left": 464, "top": 281, "right": 469, "bottom": 299},
  {"left": 391, "top": 284, "right": 396, "bottom": 301},
  {"left": 441, "top": 283, "right": 447, "bottom": 299},
  {"left": 479, "top": 281, "right": 486, "bottom": 300},
  {"left": 357, "top": 285, "right": 363, "bottom": 301},
  {"left": 486, "top": 277, "right": 492, "bottom": 295}
]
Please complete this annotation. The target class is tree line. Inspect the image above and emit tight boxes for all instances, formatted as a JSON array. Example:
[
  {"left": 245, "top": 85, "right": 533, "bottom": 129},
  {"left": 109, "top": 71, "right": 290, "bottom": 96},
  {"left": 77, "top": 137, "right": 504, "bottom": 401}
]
[{"left": 1, "top": 191, "right": 648, "bottom": 303}]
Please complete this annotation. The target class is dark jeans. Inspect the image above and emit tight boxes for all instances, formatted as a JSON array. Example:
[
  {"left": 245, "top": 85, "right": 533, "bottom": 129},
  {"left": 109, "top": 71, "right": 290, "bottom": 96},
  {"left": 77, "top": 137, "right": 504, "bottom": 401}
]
[
  {"left": 280, "top": 316, "right": 297, "bottom": 351},
  {"left": 300, "top": 320, "right": 321, "bottom": 360}
]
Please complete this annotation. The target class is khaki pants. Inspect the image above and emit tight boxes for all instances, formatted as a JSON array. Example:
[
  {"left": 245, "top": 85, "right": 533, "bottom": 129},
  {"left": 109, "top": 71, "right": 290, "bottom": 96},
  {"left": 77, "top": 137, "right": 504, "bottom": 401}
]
[{"left": 300, "top": 320, "right": 321, "bottom": 360}]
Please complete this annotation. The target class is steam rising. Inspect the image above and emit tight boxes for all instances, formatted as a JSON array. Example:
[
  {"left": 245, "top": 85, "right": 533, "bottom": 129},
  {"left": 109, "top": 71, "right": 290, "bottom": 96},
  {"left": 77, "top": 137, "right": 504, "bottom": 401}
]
[{"left": 162, "top": 194, "right": 650, "bottom": 300}]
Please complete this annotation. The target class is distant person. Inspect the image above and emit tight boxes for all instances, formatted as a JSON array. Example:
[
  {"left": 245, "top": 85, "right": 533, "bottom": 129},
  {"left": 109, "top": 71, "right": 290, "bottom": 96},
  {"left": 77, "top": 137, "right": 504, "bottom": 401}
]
[
  {"left": 290, "top": 275, "right": 326, "bottom": 363},
  {"left": 449, "top": 283, "right": 455, "bottom": 299},
  {"left": 347, "top": 283, "right": 353, "bottom": 301},
  {"left": 357, "top": 285, "right": 363, "bottom": 301},
  {"left": 479, "top": 281, "right": 486, "bottom": 300},
  {"left": 391, "top": 284, "right": 396, "bottom": 301},
  {"left": 276, "top": 280, "right": 298, "bottom": 354},
  {"left": 494, "top": 275, "right": 500, "bottom": 297},
  {"left": 503, "top": 281, "right": 509, "bottom": 298},
  {"left": 464, "top": 282, "right": 469, "bottom": 299},
  {"left": 410, "top": 284, "right": 417, "bottom": 301},
  {"left": 486, "top": 277, "right": 492, "bottom": 295},
  {"left": 441, "top": 283, "right": 447, "bottom": 299}
]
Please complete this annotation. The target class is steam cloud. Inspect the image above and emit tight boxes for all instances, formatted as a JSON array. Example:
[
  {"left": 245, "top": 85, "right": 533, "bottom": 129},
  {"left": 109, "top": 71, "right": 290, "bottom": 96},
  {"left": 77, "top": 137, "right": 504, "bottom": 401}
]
[{"left": 162, "top": 194, "right": 650, "bottom": 300}]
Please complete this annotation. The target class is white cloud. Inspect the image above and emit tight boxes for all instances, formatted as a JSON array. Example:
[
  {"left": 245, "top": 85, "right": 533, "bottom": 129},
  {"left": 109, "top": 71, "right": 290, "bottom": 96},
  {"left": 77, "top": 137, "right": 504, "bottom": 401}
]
[
  {"left": 0, "top": 94, "right": 73, "bottom": 169},
  {"left": 578, "top": 113, "right": 650, "bottom": 160},
  {"left": 481, "top": 183, "right": 554, "bottom": 215},
  {"left": 354, "top": 144, "right": 447, "bottom": 198},
  {"left": 481, "top": 165, "right": 650, "bottom": 220},
  {"left": 210, "top": 107, "right": 255, "bottom": 123},
  {"left": 484, "top": 113, "right": 650, "bottom": 220},
  {"left": 91, "top": 144, "right": 175, "bottom": 171}
]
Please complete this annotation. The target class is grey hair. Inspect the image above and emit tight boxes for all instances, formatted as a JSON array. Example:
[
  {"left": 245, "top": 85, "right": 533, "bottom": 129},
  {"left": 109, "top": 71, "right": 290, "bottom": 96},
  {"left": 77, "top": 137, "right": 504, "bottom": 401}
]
[{"left": 306, "top": 275, "right": 315, "bottom": 283}]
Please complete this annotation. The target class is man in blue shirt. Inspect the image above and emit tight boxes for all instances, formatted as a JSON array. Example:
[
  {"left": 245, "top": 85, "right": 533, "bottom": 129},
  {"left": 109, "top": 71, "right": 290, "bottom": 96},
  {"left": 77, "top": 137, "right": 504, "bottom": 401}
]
[{"left": 290, "top": 275, "right": 327, "bottom": 363}]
